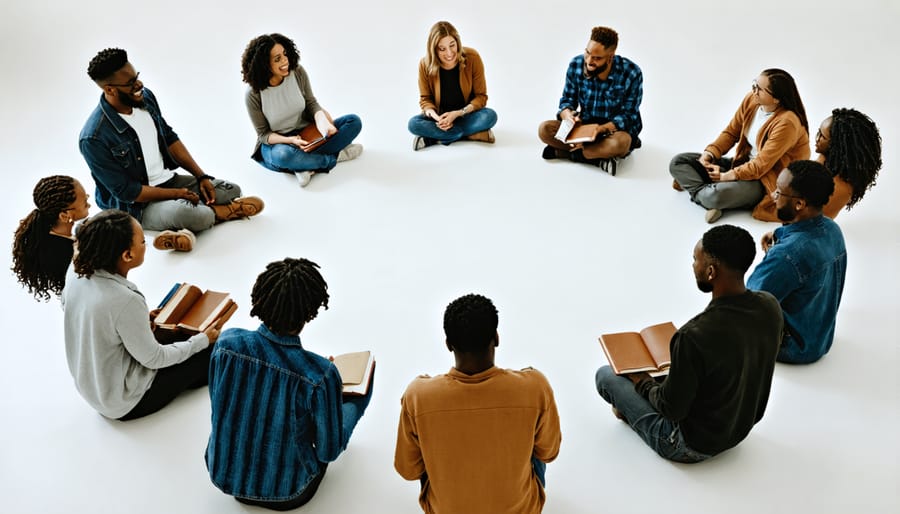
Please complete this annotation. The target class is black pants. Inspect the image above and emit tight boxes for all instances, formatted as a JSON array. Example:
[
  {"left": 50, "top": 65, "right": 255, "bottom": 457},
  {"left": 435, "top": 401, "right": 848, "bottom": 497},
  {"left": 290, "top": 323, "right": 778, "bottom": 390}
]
[
  {"left": 118, "top": 346, "right": 212, "bottom": 421},
  {"left": 235, "top": 465, "right": 328, "bottom": 511}
]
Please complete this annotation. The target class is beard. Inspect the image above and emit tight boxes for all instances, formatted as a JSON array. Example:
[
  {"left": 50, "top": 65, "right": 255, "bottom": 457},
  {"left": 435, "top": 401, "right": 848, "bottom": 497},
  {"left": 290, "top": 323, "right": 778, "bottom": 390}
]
[
  {"left": 584, "top": 61, "right": 608, "bottom": 78},
  {"left": 117, "top": 88, "right": 145, "bottom": 108},
  {"left": 695, "top": 279, "right": 713, "bottom": 293},
  {"left": 776, "top": 204, "right": 797, "bottom": 222}
]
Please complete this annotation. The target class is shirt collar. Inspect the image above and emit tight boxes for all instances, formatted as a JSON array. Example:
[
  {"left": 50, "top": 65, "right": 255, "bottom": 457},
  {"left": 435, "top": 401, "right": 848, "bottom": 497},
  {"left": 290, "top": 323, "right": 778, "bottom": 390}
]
[{"left": 256, "top": 323, "right": 305, "bottom": 347}]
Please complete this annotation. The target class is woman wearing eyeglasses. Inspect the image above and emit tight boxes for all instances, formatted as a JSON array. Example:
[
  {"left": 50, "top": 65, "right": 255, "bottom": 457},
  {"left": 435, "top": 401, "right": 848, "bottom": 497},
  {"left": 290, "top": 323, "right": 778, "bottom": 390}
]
[
  {"left": 813, "top": 108, "right": 882, "bottom": 219},
  {"left": 669, "top": 69, "right": 810, "bottom": 223}
]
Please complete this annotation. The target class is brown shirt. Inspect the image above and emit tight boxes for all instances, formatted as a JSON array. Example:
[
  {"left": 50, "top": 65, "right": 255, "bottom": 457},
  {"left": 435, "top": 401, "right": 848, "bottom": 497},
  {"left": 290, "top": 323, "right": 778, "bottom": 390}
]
[{"left": 395, "top": 366, "right": 561, "bottom": 514}]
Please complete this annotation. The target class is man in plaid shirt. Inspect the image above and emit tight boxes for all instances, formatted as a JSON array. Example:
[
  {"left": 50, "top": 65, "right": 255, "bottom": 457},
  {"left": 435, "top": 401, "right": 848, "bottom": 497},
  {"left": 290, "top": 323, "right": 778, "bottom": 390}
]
[{"left": 538, "top": 26, "right": 643, "bottom": 169}]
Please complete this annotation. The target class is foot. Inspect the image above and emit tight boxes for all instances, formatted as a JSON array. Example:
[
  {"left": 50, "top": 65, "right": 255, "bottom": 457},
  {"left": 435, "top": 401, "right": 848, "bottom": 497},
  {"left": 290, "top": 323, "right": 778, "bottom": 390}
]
[
  {"left": 153, "top": 229, "right": 195, "bottom": 252},
  {"left": 413, "top": 136, "right": 438, "bottom": 151},
  {"left": 295, "top": 171, "right": 313, "bottom": 187},
  {"left": 466, "top": 130, "right": 495, "bottom": 143},
  {"left": 705, "top": 208, "right": 723, "bottom": 223},
  {"left": 611, "top": 406, "right": 627, "bottom": 422},
  {"left": 541, "top": 145, "right": 559, "bottom": 160},
  {"left": 672, "top": 179, "right": 684, "bottom": 192},
  {"left": 337, "top": 143, "right": 363, "bottom": 163},
  {"left": 212, "top": 196, "right": 265, "bottom": 222}
]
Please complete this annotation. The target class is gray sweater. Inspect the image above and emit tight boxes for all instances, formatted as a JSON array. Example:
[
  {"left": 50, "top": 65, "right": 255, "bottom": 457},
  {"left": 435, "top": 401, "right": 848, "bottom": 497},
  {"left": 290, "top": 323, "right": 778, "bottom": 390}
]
[{"left": 61, "top": 269, "right": 209, "bottom": 419}]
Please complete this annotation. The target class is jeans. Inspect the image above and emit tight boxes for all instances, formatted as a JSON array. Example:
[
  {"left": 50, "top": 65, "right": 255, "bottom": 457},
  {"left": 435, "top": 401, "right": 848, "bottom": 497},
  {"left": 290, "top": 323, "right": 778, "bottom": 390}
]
[
  {"left": 407, "top": 108, "right": 497, "bottom": 144},
  {"left": 260, "top": 114, "right": 362, "bottom": 173},
  {"left": 594, "top": 366, "right": 713, "bottom": 463},
  {"left": 669, "top": 152, "right": 766, "bottom": 210},
  {"left": 140, "top": 174, "right": 242, "bottom": 233}
]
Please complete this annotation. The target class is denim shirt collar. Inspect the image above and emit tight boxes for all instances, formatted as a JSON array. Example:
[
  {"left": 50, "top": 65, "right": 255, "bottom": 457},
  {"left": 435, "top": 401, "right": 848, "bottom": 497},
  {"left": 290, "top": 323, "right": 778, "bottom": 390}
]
[
  {"left": 256, "top": 323, "right": 305, "bottom": 348},
  {"left": 97, "top": 94, "right": 133, "bottom": 136},
  {"left": 775, "top": 214, "right": 826, "bottom": 240}
]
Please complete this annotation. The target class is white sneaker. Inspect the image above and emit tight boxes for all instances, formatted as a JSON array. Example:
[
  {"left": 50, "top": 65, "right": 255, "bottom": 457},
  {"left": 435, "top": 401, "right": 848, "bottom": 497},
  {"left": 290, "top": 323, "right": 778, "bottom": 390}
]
[
  {"left": 337, "top": 143, "right": 363, "bottom": 163},
  {"left": 705, "top": 208, "right": 723, "bottom": 223},
  {"left": 295, "top": 171, "right": 313, "bottom": 187}
]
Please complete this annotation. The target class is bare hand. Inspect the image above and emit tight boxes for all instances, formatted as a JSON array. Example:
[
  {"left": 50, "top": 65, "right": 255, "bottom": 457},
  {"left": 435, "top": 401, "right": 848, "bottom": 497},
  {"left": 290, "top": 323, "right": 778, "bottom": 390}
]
[
  {"left": 627, "top": 372, "right": 652, "bottom": 384},
  {"left": 699, "top": 151, "right": 714, "bottom": 166},
  {"left": 149, "top": 308, "right": 161, "bottom": 331},
  {"left": 318, "top": 121, "right": 338, "bottom": 137},
  {"left": 203, "top": 325, "right": 220, "bottom": 344},
  {"left": 436, "top": 111, "right": 460, "bottom": 131},
  {"left": 761, "top": 231, "right": 775, "bottom": 253},
  {"left": 198, "top": 177, "right": 216, "bottom": 205},
  {"left": 561, "top": 109, "right": 579, "bottom": 123},
  {"left": 173, "top": 188, "right": 200, "bottom": 204},
  {"left": 708, "top": 164, "right": 723, "bottom": 181}
]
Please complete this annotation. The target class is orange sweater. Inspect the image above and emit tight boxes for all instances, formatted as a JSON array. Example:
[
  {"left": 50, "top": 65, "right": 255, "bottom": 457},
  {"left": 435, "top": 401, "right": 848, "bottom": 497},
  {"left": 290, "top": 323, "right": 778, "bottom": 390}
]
[
  {"left": 395, "top": 366, "right": 561, "bottom": 514},
  {"left": 418, "top": 47, "right": 489, "bottom": 114}
]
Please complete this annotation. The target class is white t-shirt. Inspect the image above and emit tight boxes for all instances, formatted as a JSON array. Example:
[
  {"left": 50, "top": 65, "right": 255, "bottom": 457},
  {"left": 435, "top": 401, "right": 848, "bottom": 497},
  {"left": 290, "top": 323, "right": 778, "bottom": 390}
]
[
  {"left": 746, "top": 107, "right": 775, "bottom": 160},
  {"left": 119, "top": 108, "right": 174, "bottom": 186}
]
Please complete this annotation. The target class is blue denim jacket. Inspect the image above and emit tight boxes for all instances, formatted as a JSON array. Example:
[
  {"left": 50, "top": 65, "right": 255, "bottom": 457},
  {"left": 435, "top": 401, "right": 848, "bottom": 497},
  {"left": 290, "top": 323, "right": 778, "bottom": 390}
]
[
  {"left": 78, "top": 88, "right": 180, "bottom": 220},
  {"left": 206, "top": 324, "right": 365, "bottom": 501},
  {"left": 748, "top": 215, "right": 847, "bottom": 363}
]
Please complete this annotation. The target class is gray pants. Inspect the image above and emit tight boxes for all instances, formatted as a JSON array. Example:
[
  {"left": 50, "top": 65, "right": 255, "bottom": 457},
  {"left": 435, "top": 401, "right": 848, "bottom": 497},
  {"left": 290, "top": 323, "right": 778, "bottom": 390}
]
[
  {"left": 141, "top": 174, "right": 242, "bottom": 232},
  {"left": 669, "top": 152, "right": 765, "bottom": 210}
]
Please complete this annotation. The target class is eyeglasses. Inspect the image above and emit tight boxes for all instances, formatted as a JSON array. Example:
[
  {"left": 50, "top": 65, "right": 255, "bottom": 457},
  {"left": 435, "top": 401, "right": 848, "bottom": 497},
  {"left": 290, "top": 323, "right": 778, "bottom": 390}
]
[
  {"left": 107, "top": 72, "right": 141, "bottom": 90},
  {"left": 772, "top": 190, "right": 802, "bottom": 200},
  {"left": 751, "top": 80, "right": 773, "bottom": 96},
  {"left": 815, "top": 129, "right": 830, "bottom": 141}
]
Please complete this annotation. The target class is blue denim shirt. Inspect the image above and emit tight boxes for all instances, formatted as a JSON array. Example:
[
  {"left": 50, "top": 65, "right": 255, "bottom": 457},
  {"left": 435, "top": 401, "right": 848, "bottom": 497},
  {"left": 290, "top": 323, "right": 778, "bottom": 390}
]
[
  {"left": 78, "top": 88, "right": 180, "bottom": 220},
  {"left": 558, "top": 54, "right": 643, "bottom": 143},
  {"left": 206, "top": 324, "right": 356, "bottom": 501},
  {"left": 748, "top": 215, "right": 847, "bottom": 363}
]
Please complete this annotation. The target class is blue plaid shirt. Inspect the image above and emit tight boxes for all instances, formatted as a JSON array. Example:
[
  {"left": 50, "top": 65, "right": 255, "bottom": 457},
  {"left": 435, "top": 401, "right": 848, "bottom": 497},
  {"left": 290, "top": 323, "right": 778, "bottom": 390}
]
[{"left": 558, "top": 54, "right": 643, "bottom": 141}]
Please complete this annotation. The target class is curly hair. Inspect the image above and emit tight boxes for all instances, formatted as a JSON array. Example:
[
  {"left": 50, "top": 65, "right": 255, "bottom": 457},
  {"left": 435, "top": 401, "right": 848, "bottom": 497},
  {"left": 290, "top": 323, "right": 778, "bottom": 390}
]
[
  {"left": 424, "top": 21, "right": 467, "bottom": 76},
  {"left": 443, "top": 294, "right": 499, "bottom": 354},
  {"left": 787, "top": 160, "right": 835, "bottom": 209},
  {"left": 590, "top": 26, "right": 619, "bottom": 48},
  {"left": 701, "top": 224, "right": 756, "bottom": 274},
  {"left": 825, "top": 108, "right": 882, "bottom": 209},
  {"left": 88, "top": 48, "right": 128, "bottom": 82},
  {"left": 12, "top": 175, "right": 77, "bottom": 301},
  {"left": 762, "top": 68, "right": 808, "bottom": 132},
  {"left": 241, "top": 33, "right": 300, "bottom": 92},
  {"left": 250, "top": 257, "right": 329, "bottom": 336},
  {"left": 73, "top": 210, "right": 135, "bottom": 278}
]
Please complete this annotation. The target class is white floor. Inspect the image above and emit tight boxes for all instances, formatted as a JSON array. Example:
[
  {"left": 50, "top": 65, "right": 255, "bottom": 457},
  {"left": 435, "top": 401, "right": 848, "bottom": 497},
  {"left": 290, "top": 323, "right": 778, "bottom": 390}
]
[{"left": 1, "top": 1, "right": 898, "bottom": 513}]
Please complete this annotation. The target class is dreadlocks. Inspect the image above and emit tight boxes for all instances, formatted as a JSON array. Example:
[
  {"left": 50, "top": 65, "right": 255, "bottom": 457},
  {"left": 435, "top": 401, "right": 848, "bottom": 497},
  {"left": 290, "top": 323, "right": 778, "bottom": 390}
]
[
  {"left": 12, "top": 175, "right": 78, "bottom": 301},
  {"left": 250, "top": 257, "right": 329, "bottom": 336},
  {"left": 73, "top": 210, "right": 135, "bottom": 278},
  {"left": 825, "top": 108, "right": 882, "bottom": 209}
]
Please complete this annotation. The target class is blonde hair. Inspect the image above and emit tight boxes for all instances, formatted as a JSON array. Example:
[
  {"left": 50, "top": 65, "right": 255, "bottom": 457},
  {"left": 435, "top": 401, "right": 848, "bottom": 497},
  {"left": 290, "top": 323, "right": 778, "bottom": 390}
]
[{"left": 425, "top": 21, "right": 466, "bottom": 76}]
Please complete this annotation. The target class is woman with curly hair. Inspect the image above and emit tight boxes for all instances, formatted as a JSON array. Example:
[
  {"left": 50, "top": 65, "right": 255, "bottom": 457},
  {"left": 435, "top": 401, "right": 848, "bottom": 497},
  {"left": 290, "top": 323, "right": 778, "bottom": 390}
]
[
  {"left": 814, "top": 108, "right": 882, "bottom": 218},
  {"left": 62, "top": 210, "right": 218, "bottom": 420},
  {"left": 408, "top": 21, "right": 498, "bottom": 150},
  {"left": 241, "top": 33, "right": 362, "bottom": 187},
  {"left": 670, "top": 68, "right": 810, "bottom": 223},
  {"left": 12, "top": 175, "right": 90, "bottom": 301}
]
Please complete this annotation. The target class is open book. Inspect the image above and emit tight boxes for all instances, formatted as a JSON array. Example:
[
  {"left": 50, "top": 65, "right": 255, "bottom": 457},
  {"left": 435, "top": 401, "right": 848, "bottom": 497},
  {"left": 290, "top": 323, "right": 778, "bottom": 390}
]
[
  {"left": 154, "top": 283, "right": 237, "bottom": 334},
  {"left": 554, "top": 120, "right": 608, "bottom": 144},
  {"left": 331, "top": 351, "right": 375, "bottom": 396},
  {"left": 300, "top": 123, "right": 328, "bottom": 151},
  {"left": 598, "top": 322, "right": 677, "bottom": 376}
]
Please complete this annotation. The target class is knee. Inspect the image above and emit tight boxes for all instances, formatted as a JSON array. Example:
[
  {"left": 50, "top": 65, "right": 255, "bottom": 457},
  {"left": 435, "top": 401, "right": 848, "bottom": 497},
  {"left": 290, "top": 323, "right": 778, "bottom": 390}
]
[
  {"left": 595, "top": 366, "right": 615, "bottom": 393},
  {"left": 538, "top": 120, "right": 559, "bottom": 142},
  {"left": 480, "top": 108, "right": 498, "bottom": 126},
  {"left": 267, "top": 144, "right": 295, "bottom": 165},
  {"left": 179, "top": 205, "right": 216, "bottom": 232}
]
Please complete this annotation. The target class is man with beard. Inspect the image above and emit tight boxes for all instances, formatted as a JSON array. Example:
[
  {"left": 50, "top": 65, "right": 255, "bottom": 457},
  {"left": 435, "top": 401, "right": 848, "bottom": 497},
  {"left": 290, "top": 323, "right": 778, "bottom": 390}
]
[
  {"left": 79, "top": 48, "right": 263, "bottom": 252},
  {"left": 595, "top": 225, "right": 782, "bottom": 462},
  {"left": 538, "top": 26, "right": 643, "bottom": 173},
  {"left": 748, "top": 160, "right": 846, "bottom": 364}
]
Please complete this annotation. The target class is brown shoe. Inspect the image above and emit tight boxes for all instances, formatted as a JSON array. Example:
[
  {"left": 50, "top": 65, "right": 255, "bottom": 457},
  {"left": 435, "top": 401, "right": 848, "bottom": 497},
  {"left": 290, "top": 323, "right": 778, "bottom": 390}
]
[
  {"left": 672, "top": 179, "right": 684, "bottom": 191},
  {"left": 153, "top": 229, "right": 196, "bottom": 252},
  {"left": 612, "top": 406, "right": 627, "bottom": 422},
  {"left": 212, "top": 196, "right": 265, "bottom": 222},
  {"left": 466, "top": 130, "right": 495, "bottom": 144}
]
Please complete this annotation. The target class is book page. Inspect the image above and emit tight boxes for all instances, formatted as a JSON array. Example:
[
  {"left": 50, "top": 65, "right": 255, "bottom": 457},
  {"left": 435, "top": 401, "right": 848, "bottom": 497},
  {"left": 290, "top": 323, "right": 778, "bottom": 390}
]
[
  {"left": 554, "top": 118, "right": 575, "bottom": 142},
  {"left": 332, "top": 351, "right": 371, "bottom": 385},
  {"left": 155, "top": 284, "right": 201, "bottom": 327},
  {"left": 639, "top": 322, "right": 677, "bottom": 369},
  {"left": 598, "top": 332, "right": 659, "bottom": 374},
  {"left": 176, "top": 290, "right": 230, "bottom": 332}
]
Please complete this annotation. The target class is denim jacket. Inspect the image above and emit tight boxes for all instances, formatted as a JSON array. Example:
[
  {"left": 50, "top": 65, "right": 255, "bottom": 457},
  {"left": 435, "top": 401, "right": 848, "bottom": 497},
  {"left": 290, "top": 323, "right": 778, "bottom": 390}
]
[
  {"left": 206, "top": 324, "right": 352, "bottom": 501},
  {"left": 748, "top": 215, "right": 847, "bottom": 363},
  {"left": 78, "top": 88, "right": 179, "bottom": 220}
]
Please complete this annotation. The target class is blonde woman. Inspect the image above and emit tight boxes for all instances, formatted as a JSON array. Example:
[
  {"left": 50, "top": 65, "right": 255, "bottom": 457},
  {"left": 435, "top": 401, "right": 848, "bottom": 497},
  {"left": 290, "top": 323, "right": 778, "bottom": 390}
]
[{"left": 409, "top": 21, "right": 497, "bottom": 150}]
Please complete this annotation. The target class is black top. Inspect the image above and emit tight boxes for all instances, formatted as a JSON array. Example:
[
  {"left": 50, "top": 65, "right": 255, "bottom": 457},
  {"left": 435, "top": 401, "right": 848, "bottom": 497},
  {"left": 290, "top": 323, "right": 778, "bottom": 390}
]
[
  {"left": 438, "top": 65, "right": 466, "bottom": 113},
  {"left": 39, "top": 234, "right": 75, "bottom": 295},
  {"left": 636, "top": 290, "right": 783, "bottom": 454}
]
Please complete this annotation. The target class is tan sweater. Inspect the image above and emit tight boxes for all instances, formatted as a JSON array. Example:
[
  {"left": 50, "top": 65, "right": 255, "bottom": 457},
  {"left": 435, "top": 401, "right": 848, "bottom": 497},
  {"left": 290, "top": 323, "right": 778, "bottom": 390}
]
[
  {"left": 705, "top": 92, "right": 810, "bottom": 221},
  {"left": 418, "top": 47, "right": 489, "bottom": 114},
  {"left": 395, "top": 366, "right": 561, "bottom": 514}
]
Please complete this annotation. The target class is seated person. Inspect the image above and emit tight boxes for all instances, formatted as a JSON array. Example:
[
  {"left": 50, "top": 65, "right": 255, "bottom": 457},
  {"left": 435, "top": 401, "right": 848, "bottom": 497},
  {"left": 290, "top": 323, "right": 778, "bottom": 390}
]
[
  {"left": 13, "top": 175, "right": 90, "bottom": 301},
  {"left": 395, "top": 294, "right": 561, "bottom": 514},
  {"left": 62, "top": 210, "right": 217, "bottom": 420},
  {"left": 748, "top": 160, "right": 846, "bottom": 364},
  {"left": 408, "top": 20, "right": 498, "bottom": 150},
  {"left": 814, "top": 108, "right": 882, "bottom": 218},
  {"left": 241, "top": 33, "right": 363, "bottom": 187},
  {"left": 669, "top": 68, "right": 810, "bottom": 223},
  {"left": 595, "top": 225, "right": 783, "bottom": 462},
  {"left": 80, "top": 48, "right": 264, "bottom": 253},
  {"left": 206, "top": 257, "right": 373, "bottom": 510},
  {"left": 538, "top": 25, "right": 643, "bottom": 173}
]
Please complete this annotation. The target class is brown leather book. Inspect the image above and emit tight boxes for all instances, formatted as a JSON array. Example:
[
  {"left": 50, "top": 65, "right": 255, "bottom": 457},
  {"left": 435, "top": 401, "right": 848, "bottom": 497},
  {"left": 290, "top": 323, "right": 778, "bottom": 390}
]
[
  {"left": 565, "top": 123, "right": 609, "bottom": 144},
  {"left": 598, "top": 322, "right": 676, "bottom": 376},
  {"left": 155, "top": 283, "right": 237, "bottom": 334},
  {"left": 299, "top": 123, "right": 328, "bottom": 151}
]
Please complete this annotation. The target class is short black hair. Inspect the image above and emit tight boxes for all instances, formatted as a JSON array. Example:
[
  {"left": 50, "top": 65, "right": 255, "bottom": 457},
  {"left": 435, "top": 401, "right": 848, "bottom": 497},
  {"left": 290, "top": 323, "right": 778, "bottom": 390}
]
[
  {"left": 787, "top": 160, "right": 835, "bottom": 208},
  {"left": 443, "top": 294, "right": 498, "bottom": 353},
  {"left": 250, "top": 257, "right": 329, "bottom": 336},
  {"left": 241, "top": 33, "right": 300, "bottom": 92},
  {"left": 73, "top": 210, "right": 134, "bottom": 278},
  {"left": 701, "top": 224, "right": 756, "bottom": 274},
  {"left": 88, "top": 48, "right": 128, "bottom": 82},
  {"left": 590, "top": 26, "right": 618, "bottom": 48}
]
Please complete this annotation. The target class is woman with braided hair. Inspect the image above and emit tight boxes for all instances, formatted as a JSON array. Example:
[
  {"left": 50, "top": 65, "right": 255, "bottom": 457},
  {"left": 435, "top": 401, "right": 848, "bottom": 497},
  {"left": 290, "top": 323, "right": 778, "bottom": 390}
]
[
  {"left": 206, "top": 257, "right": 373, "bottom": 510},
  {"left": 12, "top": 175, "right": 90, "bottom": 301},
  {"left": 814, "top": 108, "right": 882, "bottom": 218},
  {"left": 62, "top": 210, "right": 218, "bottom": 420}
]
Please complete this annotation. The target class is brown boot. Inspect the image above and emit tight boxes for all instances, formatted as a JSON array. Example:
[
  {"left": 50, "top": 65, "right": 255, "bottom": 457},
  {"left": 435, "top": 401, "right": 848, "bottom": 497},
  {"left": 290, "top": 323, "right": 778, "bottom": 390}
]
[
  {"left": 672, "top": 179, "right": 684, "bottom": 191},
  {"left": 466, "top": 129, "right": 495, "bottom": 144},
  {"left": 212, "top": 196, "right": 265, "bottom": 222},
  {"left": 153, "top": 229, "right": 196, "bottom": 252}
]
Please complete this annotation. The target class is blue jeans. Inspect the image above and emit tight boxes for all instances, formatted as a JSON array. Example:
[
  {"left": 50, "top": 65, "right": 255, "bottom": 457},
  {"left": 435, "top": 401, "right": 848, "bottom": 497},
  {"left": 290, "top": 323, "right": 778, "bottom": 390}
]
[
  {"left": 407, "top": 108, "right": 497, "bottom": 144},
  {"left": 669, "top": 152, "right": 766, "bottom": 210},
  {"left": 140, "top": 174, "right": 242, "bottom": 232},
  {"left": 259, "top": 114, "right": 362, "bottom": 173},
  {"left": 594, "top": 366, "right": 713, "bottom": 463}
]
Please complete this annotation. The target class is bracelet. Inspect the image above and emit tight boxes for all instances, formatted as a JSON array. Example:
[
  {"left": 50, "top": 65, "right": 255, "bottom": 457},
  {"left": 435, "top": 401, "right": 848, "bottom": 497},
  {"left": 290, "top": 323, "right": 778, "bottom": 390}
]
[{"left": 197, "top": 174, "right": 215, "bottom": 182}]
